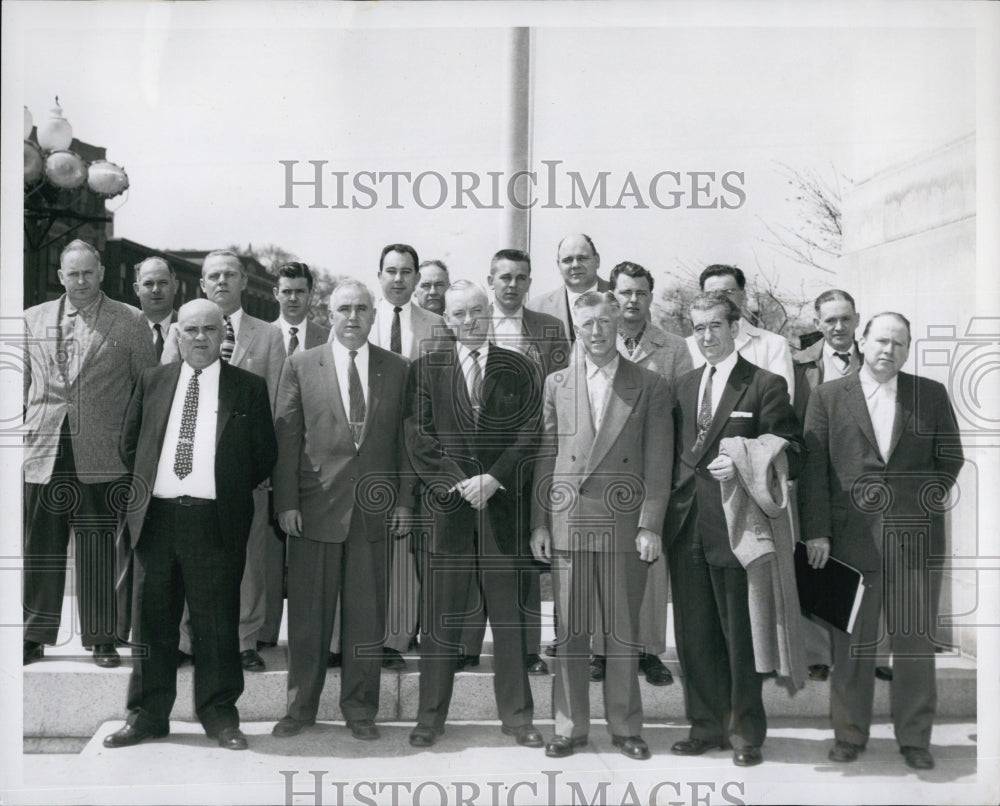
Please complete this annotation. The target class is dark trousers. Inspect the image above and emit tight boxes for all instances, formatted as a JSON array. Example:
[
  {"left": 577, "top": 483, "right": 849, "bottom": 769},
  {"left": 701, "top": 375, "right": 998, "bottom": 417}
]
[
  {"left": 416, "top": 522, "right": 534, "bottom": 731},
  {"left": 457, "top": 563, "right": 543, "bottom": 658},
  {"left": 126, "top": 499, "right": 244, "bottom": 736},
  {"left": 550, "top": 548, "right": 647, "bottom": 738},
  {"left": 831, "top": 546, "right": 942, "bottom": 749},
  {"left": 285, "top": 527, "right": 386, "bottom": 724},
  {"left": 669, "top": 525, "right": 766, "bottom": 748},
  {"left": 23, "top": 423, "right": 119, "bottom": 648}
]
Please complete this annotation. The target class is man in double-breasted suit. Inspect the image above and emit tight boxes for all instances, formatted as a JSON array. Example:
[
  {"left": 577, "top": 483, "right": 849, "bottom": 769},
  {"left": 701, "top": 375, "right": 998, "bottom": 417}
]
[
  {"left": 103, "top": 299, "right": 276, "bottom": 750},
  {"left": 799, "top": 312, "right": 964, "bottom": 771},
  {"left": 527, "top": 233, "right": 610, "bottom": 343},
  {"left": 666, "top": 292, "right": 801, "bottom": 767},
  {"left": 531, "top": 291, "right": 673, "bottom": 761},
  {"left": 163, "top": 250, "right": 285, "bottom": 671},
  {"left": 404, "top": 281, "right": 543, "bottom": 749},
  {"left": 23, "top": 239, "right": 157, "bottom": 667},
  {"left": 271, "top": 280, "right": 413, "bottom": 741}
]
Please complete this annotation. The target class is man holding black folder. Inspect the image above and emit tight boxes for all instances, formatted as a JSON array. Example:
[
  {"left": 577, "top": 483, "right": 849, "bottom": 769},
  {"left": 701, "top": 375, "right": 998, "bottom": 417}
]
[{"left": 799, "top": 312, "right": 964, "bottom": 771}]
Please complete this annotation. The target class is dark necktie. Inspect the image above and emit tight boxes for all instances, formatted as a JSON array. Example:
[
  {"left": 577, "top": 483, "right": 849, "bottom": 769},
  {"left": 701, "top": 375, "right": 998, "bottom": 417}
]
[
  {"left": 834, "top": 351, "right": 851, "bottom": 372},
  {"left": 348, "top": 350, "right": 366, "bottom": 444},
  {"left": 390, "top": 306, "right": 402, "bottom": 354},
  {"left": 623, "top": 336, "right": 638, "bottom": 355},
  {"left": 469, "top": 350, "right": 484, "bottom": 425},
  {"left": 174, "top": 369, "right": 201, "bottom": 479},
  {"left": 565, "top": 291, "right": 575, "bottom": 343},
  {"left": 288, "top": 326, "right": 299, "bottom": 355},
  {"left": 694, "top": 366, "right": 716, "bottom": 449},
  {"left": 153, "top": 323, "right": 164, "bottom": 360},
  {"left": 221, "top": 316, "right": 235, "bottom": 363}
]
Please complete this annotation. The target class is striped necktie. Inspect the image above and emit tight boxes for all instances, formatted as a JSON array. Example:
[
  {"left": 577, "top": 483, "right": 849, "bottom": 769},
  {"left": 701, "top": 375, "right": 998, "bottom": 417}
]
[{"left": 221, "top": 316, "right": 235, "bottom": 363}]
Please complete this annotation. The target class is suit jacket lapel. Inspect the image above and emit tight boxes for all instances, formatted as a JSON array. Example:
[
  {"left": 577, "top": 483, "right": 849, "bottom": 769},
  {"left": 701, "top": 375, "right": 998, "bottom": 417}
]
[
  {"left": 216, "top": 363, "right": 235, "bottom": 448},
  {"left": 152, "top": 363, "right": 183, "bottom": 457},
  {"left": 359, "top": 348, "right": 384, "bottom": 446},
  {"left": 232, "top": 315, "right": 256, "bottom": 367},
  {"left": 691, "top": 358, "right": 749, "bottom": 463},
  {"left": 561, "top": 361, "right": 595, "bottom": 466},
  {"left": 844, "top": 377, "right": 881, "bottom": 458},
  {"left": 887, "top": 372, "right": 913, "bottom": 461},
  {"left": 586, "top": 361, "right": 639, "bottom": 475},
  {"left": 319, "top": 347, "right": 350, "bottom": 429}
]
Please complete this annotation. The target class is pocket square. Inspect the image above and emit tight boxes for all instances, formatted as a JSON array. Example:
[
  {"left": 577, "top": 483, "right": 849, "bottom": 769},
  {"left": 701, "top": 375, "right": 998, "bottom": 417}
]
[{"left": 730, "top": 411, "right": 754, "bottom": 418}]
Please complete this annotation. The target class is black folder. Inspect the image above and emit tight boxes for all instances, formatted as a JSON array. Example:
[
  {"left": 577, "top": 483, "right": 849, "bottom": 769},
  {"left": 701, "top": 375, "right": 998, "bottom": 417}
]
[{"left": 794, "top": 542, "right": 865, "bottom": 634}]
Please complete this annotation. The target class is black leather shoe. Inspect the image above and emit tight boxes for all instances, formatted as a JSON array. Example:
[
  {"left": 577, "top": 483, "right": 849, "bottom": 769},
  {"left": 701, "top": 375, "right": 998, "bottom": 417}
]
[
  {"left": 23, "top": 641, "right": 43, "bottom": 665},
  {"left": 347, "top": 719, "right": 380, "bottom": 741},
  {"left": 502, "top": 724, "right": 544, "bottom": 748},
  {"left": 828, "top": 740, "right": 864, "bottom": 762},
  {"left": 409, "top": 725, "right": 443, "bottom": 747},
  {"left": 808, "top": 664, "right": 831, "bottom": 681},
  {"left": 456, "top": 654, "right": 480, "bottom": 671},
  {"left": 612, "top": 734, "right": 652, "bottom": 760},
  {"left": 671, "top": 737, "right": 723, "bottom": 756},
  {"left": 901, "top": 745, "right": 934, "bottom": 770},
  {"left": 256, "top": 640, "right": 277, "bottom": 650},
  {"left": 103, "top": 723, "right": 168, "bottom": 748},
  {"left": 876, "top": 665, "right": 894, "bottom": 681},
  {"left": 272, "top": 716, "right": 312, "bottom": 737},
  {"left": 383, "top": 648, "right": 406, "bottom": 671},
  {"left": 526, "top": 654, "right": 549, "bottom": 675},
  {"left": 589, "top": 655, "right": 606, "bottom": 682},
  {"left": 93, "top": 644, "right": 121, "bottom": 668},
  {"left": 544, "top": 735, "right": 588, "bottom": 758},
  {"left": 327, "top": 652, "right": 342, "bottom": 668},
  {"left": 217, "top": 727, "right": 248, "bottom": 750},
  {"left": 639, "top": 653, "right": 674, "bottom": 686},
  {"left": 733, "top": 746, "right": 763, "bottom": 767},
  {"left": 544, "top": 644, "right": 557, "bottom": 657},
  {"left": 240, "top": 649, "right": 265, "bottom": 671}
]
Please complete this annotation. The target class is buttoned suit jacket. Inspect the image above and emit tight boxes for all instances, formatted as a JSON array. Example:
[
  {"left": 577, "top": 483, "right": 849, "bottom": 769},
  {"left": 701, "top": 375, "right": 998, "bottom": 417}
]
[
  {"left": 791, "top": 337, "right": 861, "bottom": 424},
  {"left": 119, "top": 361, "right": 277, "bottom": 553},
  {"left": 799, "top": 372, "right": 964, "bottom": 573},
  {"left": 618, "top": 321, "right": 694, "bottom": 390},
  {"left": 527, "top": 277, "right": 611, "bottom": 340},
  {"left": 531, "top": 356, "right": 673, "bottom": 552},
  {"left": 666, "top": 355, "right": 801, "bottom": 568},
  {"left": 23, "top": 294, "right": 157, "bottom": 484},
  {"left": 273, "top": 343, "right": 413, "bottom": 542},
  {"left": 405, "top": 344, "right": 541, "bottom": 556},
  {"left": 272, "top": 318, "right": 330, "bottom": 352},
  {"left": 365, "top": 302, "right": 449, "bottom": 362},
  {"left": 687, "top": 319, "right": 795, "bottom": 402}
]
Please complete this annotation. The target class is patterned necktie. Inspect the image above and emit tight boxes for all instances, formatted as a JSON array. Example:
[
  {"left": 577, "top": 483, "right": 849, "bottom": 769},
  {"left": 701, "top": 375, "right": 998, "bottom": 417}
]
[
  {"left": 174, "top": 369, "right": 201, "bottom": 479},
  {"left": 468, "top": 350, "right": 484, "bottom": 425},
  {"left": 221, "top": 316, "right": 235, "bottom": 363},
  {"left": 834, "top": 351, "right": 851, "bottom": 373},
  {"left": 348, "top": 350, "right": 366, "bottom": 444},
  {"left": 153, "top": 323, "right": 164, "bottom": 360},
  {"left": 694, "top": 366, "right": 716, "bottom": 449},
  {"left": 288, "top": 326, "right": 299, "bottom": 355},
  {"left": 624, "top": 336, "right": 638, "bottom": 356},
  {"left": 390, "top": 306, "right": 402, "bottom": 354}
]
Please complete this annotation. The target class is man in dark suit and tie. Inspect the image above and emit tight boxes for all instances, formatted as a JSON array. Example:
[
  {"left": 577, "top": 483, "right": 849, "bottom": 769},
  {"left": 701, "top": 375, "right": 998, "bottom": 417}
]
[
  {"left": 270, "top": 280, "right": 413, "bottom": 740},
  {"left": 133, "top": 257, "right": 179, "bottom": 361},
  {"left": 527, "top": 234, "right": 610, "bottom": 342},
  {"left": 163, "top": 250, "right": 285, "bottom": 671},
  {"left": 799, "top": 312, "right": 964, "bottom": 771},
  {"left": 531, "top": 290, "right": 672, "bottom": 760},
  {"left": 666, "top": 291, "right": 801, "bottom": 767},
  {"left": 103, "top": 299, "right": 276, "bottom": 750},
  {"left": 404, "top": 281, "right": 543, "bottom": 749},
  {"left": 22, "top": 239, "right": 157, "bottom": 668}
]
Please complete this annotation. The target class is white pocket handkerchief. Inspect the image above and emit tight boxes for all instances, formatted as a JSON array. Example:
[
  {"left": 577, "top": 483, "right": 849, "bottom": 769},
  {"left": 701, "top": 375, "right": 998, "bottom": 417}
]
[{"left": 730, "top": 411, "right": 754, "bottom": 418}]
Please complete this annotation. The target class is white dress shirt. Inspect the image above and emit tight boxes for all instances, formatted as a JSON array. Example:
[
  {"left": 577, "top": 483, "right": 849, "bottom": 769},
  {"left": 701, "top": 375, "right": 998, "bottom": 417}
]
[
  {"left": 859, "top": 365, "right": 897, "bottom": 461},
  {"left": 146, "top": 312, "right": 174, "bottom": 345},
  {"left": 584, "top": 353, "right": 619, "bottom": 431},
  {"left": 331, "top": 339, "right": 369, "bottom": 439},
  {"left": 376, "top": 298, "right": 413, "bottom": 355},
  {"left": 153, "top": 360, "right": 221, "bottom": 499},
  {"left": 489, "top": 305, "right": 525, "bottom": 353},
  {"left": 687, "top": 318, "right": 794, "bottom": 402},
  {"left": 276, "top": 316, "right": 307, "bottom": 355},
  {"left": 822, "top": 340, "right": 857, "bottom": 379},
  {"left": 697, "top": 349, "right": 739, "bottom": 418},
  {"left": 456, "top": 341, "right": 490, "bottom": 401}
]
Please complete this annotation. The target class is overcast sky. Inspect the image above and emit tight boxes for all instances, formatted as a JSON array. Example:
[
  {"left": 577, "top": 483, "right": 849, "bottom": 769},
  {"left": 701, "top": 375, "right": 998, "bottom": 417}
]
[{"left": 4, "top": 2, "right": 978, "bottom": 304}]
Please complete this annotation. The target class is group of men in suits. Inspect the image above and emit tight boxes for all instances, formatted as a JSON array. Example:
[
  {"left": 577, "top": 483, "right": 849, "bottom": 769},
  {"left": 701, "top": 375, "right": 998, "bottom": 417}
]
[{"left": 24, "top": 237, "right": 963, "bottom": 770}]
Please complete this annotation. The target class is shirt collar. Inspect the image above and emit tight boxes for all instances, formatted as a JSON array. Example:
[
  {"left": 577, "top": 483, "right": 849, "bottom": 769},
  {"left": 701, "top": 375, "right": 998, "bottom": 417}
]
[
  {"left": 331, "top": 338, "right": 369, "bottom": 362},
  {"left": 823, "top": 340, "right": 855, "bottom": 360},
  {"left": 706, "top": 348, "right": 739, "bottom": 378},
  {"left": 457, "top": 341, "right": 489, "bottom": 365},
  {"left": 65, "top": 292, "right": 103, "bottom": 318},
  {"left": 492, "top": 303, "right": 524, "bottom": 323},
  {"left": 277, "top": 316, "right": 306, "bottom": 336},
  {"left": 224, "top": 308, "right": 244, "bottom": 332},
  {"left": 380, "top": 298, "right": 411, "bottom": 315},
  {"left": 147, "top": 312, "right": 173, "bottom": 330},
  {"left": 180, "top": 358, "right": 221, "bottom": 383},
  {"left": 859, "top": 364, "right": 898, "bottom": 398},
  {"left": 584, "top": 352, "right": 619, "bottom": 381}
]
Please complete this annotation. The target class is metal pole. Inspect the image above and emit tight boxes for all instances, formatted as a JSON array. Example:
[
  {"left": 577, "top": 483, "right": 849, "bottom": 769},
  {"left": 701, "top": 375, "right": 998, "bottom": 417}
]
[{"left": 500, "top": 27, "right": 533, "bottom": 253}]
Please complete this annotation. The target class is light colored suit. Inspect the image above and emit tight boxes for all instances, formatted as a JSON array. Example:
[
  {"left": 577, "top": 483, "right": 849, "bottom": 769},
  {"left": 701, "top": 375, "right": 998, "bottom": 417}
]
[
  {"left": 532, "top": 357, "right": 673, "bottom": 738},
  {"left": 527, "top": 277, "right": 611, "bottom": 341},
  {"left": 686, "top": 319, "right": 795, "bottom": 402}
]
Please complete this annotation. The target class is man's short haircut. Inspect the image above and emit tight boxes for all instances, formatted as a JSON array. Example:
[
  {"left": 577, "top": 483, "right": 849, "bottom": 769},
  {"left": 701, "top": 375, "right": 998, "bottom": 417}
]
[
  {"left": 698, "top": 264, "right": 745, "bottom": 291},
  {"left": 277, "top": 261, "right": 314, "bottom": 291},
  {"left": 609, "top": 261, "right": 654, "bottom": 292},
  {"left": 556, "top": 233, "right": 598, "bottom": 259},
  {"left": 329, "top": 278, "right": 375, "bottom": 309},
  {"left": 814, "top": 288, "right": 856, "bottom": 314},
  {"left": 203, "top": 249, "right": 246, "bottom": 276},
  {"left": 133, "top": 256, "right": 174, "bottom": 280},
  {"left": 379, "top": 243, "right": 419, "bottom": 273},
  {"left": 862, "top": 311, "right": 912, "bottom": 343},
  {"left": 689, "top": 291, "right": 741, "bottom": 324},
  {"left": 490, "top": 248, "right": 532, "bottom": 274},
  {"left": 60, "top": 239, "right": 101, "bottom": 265},
  {"left": 573, "top": 290, "right": 616, "bottom": 312},
  {"left": 418, "top": 259, "right": 449, "bottom": 275}
]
